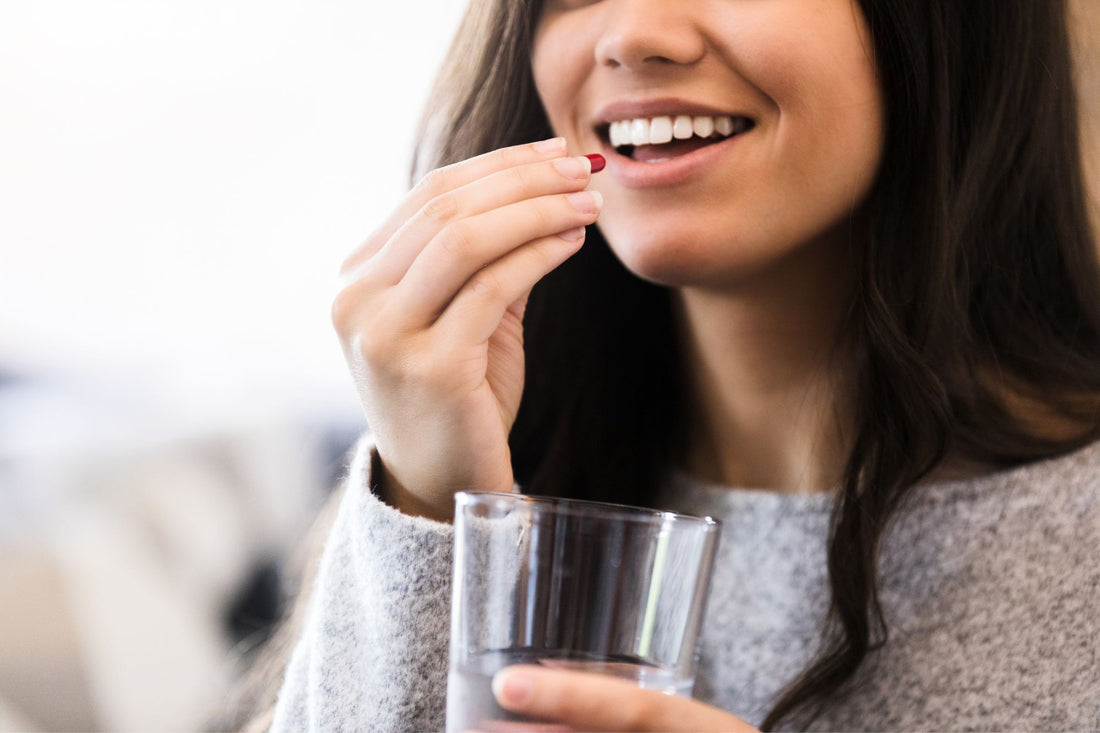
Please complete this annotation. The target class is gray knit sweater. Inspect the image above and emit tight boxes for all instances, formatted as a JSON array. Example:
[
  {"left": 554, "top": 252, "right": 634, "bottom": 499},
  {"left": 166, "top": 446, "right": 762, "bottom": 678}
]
[{"left": 270, "top": 437, "right": 1100, "bottom": 732}]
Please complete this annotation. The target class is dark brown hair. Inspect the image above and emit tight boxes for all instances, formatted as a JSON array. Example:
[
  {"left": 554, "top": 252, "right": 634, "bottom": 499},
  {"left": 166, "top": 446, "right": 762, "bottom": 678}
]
[
  {"left": 231, "top": 0, "right": 1100, "bottom": 730},
  {"left": 412, "top": 0, "right": 1100, "bottom": 729}
]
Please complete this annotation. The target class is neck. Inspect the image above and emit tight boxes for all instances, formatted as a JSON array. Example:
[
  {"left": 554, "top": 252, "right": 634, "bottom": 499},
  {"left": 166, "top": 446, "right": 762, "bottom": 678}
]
[{"left": 674, "top": 240, "right": 855, "bottom": 493}]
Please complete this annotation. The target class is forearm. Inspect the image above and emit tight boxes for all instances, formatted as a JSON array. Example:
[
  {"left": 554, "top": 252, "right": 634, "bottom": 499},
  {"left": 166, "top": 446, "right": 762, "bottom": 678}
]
[{"left": 270, "top": 435, "right": 455, "bottom": 733}]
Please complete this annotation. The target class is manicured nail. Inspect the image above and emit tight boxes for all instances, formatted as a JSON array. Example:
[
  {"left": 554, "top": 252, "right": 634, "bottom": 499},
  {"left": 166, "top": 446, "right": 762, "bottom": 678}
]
[
  {"left": 492, "top": 669, "right": 533, "bottom": 707},
  {"left": 558, "top": 226, "right": 587, "bottom": 242},
  {"left": 533, "top": 137, "right": 566, "bottom": 154},
  {"left": 552, "top": 156, "right": 591, "bottom": 179},
  {"left": 567, "top": 190, "right": 603, "bottom": 214},
  {"left": 585, "top": 154, "right": 606, "bottom": 173}
]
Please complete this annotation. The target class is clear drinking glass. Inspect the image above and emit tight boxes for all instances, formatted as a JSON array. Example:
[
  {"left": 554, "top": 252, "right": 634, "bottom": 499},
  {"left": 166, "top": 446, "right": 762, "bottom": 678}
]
[{"left": 446, "top": 491, "right": 721, "bottom": 733}]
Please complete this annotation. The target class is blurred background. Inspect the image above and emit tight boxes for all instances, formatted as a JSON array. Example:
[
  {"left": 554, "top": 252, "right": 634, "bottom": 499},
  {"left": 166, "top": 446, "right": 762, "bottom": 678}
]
[
  {"left": 0, "top": 1, "right": 1096, "bottom": 731},
  {"left": 0, "top": 1, "right": 464, "bottom": 730}
]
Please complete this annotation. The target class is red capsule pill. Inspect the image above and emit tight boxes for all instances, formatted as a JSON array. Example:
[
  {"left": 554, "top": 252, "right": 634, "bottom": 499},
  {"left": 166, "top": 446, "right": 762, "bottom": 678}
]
[{"left": 585, "top": 154, "right": 606, "bottom": 173}]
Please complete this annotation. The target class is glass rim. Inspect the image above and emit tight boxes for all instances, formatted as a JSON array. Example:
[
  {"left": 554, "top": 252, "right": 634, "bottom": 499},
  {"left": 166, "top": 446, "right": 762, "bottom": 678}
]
[{"left": 454, "top": 490, "right": 721, "bottom": 529}]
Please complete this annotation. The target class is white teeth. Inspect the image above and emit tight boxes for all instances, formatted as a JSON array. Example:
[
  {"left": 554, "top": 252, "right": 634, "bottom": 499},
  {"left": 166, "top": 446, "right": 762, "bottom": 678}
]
[
  {"left": 648, "top": 116, "right": 673, "bottom": 145},
  {"left": 608, "top": 114, "right": 748, "bottom": 149},
  {"left": 673, "top": 115, "right": 694, "bottom": 139},
  {"left": 692, "top": 116, "right": 715, "bottom": 138}
]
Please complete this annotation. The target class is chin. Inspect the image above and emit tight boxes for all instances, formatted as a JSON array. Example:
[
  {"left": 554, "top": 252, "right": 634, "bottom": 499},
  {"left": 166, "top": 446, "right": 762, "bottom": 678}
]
[{"left": 597, "top": 221, "right": 772, "bottom": 290}]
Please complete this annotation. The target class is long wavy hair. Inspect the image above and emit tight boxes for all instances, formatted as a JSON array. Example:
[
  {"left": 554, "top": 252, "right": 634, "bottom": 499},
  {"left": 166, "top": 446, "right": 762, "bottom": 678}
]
[{"left": 410, "top": 0, "right": 1100, "bottom": 729}]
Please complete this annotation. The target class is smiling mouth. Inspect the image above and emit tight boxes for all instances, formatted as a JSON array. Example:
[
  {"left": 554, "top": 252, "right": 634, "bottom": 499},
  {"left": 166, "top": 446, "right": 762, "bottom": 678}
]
[{"left": 598, "top": 114, "right": 755, "bottom": 163}]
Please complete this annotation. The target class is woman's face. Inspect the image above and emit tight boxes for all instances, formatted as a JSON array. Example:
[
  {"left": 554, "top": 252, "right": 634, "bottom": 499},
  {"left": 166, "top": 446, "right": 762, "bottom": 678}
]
[{"left": 532, "top": 0, "right": 884, "bottom": 289}]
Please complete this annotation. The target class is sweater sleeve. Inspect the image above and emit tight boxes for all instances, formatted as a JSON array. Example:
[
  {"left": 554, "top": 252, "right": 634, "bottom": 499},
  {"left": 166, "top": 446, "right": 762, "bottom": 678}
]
[{"left": 270, "top": 434, "right": 455, "bottom": 733}]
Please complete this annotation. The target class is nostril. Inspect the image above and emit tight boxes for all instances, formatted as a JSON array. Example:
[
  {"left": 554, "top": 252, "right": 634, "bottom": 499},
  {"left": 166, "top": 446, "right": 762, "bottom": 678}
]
[{"left": 595, "top": 27, "right": 708, "bottom": 70}]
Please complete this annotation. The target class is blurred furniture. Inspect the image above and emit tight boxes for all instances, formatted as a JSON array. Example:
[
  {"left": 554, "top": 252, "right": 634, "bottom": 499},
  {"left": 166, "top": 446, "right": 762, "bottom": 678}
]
[{"left": 0, "top": 372, "right": 355, "bottom": 731}]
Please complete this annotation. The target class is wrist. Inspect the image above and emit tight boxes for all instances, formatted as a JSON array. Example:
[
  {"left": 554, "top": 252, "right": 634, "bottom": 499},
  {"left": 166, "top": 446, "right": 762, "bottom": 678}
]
[{"left": 372, "top": 452, "right": 455, "bottom": 523}]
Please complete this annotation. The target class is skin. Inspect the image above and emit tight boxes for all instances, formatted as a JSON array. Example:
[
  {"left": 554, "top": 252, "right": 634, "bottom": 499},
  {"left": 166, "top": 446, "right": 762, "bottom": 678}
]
[
  {"left": 481, "top": 665, "right": 759, "bottom": 733},
  {"left": 532, "top": 0, "right": 884, "bottom": 492},
  {"left": 333, "top": 140, "right": 601, "bottom": 522},
  {"left": 511, "top": 0, "right": 883, "bottom": 728},
  {"left": 334, "top": 0, "right": 884, "bottom": 727}
]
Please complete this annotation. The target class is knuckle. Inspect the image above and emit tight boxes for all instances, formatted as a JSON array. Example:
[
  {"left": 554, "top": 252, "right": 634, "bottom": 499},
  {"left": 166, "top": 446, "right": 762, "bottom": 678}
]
[
  {"left": 531, "top": 199, "right": 557, "bottom": 231},
  {"left": 436, "top": 222, "right": 475, "bottom": 259},
  {"left": 505, "top": 163, "right": 536, "bottom": 194},
  {"left": 332, "top": 288, "right": 392, "bottom": 363},
  {"left": 421, "top": 192, "right": 460, "bottom": 225},
  {"left": 492, "top": 144, "right": 525, "bottom": 169},
  {"left": 331, "top": 264, "right": 386, "bottom": 332},
  {"left": 330, "top": 285, "right": 360, "bottom": 334},
  {"left": 468, "top": 269, "right": 504, "bottom": 301},
  {"left": 355, "top": 324, "right": 398, "bottom": 369},
  {"left": 416, "top": 166, "right": 451, "bottom": 198}
]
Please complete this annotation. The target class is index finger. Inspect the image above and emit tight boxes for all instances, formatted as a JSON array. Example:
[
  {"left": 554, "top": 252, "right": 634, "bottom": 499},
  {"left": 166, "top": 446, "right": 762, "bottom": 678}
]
[
  {"left": 340, "top": 137, "right": 568, "bottom": 275},
  {"left": 492, "top": 666, "right": 759, "bottom": 733}
]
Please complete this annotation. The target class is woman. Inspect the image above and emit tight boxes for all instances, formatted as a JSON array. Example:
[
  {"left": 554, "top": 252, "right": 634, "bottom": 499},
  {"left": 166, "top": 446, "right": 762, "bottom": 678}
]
[{"left": 259, "top": 0, "right": 1100, "bottom": 730}]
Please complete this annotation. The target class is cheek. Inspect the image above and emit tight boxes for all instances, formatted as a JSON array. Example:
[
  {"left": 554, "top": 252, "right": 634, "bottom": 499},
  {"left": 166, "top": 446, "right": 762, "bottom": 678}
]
[
  {"left": 807, "top": 78, "right": 883, "bottom": 220},
  {"left": 531, "top": 21, "right": 589, "bottom": 137},
  {"left": 753, "top": 20, "right": 884, "bottom": 216}
]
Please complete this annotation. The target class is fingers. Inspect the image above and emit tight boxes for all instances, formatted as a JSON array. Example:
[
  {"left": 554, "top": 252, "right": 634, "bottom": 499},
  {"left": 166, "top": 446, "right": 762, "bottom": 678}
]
[
  {"left": 436, "top": 226, "right": 588, "bottom": 345},
  {"left": 340, "top": 137, "right": 570, "bottom": 276},
  {"left": 492, "top": 666, "right": 760, "bottom": 733},
  {"left": 358, "top": 153, "right": 598, "bottom": 290},
  {"left": 464, "top": 722, "right": 578, "bottom": 733},
  {"left": 394, "top": 189, "right": 601, "bottom": 328}
]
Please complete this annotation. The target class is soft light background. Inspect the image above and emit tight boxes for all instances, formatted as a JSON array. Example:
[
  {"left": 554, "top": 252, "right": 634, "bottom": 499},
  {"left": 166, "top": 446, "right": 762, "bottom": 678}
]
[
  {"left": 1, "top": 0, "right": 467, "bottom": 419},
  {"left": 0, "top": 1, "right": 464, "bottom": 731},
  {"left": 0, "top": 1, "right": 1096, "bottom": 732}
]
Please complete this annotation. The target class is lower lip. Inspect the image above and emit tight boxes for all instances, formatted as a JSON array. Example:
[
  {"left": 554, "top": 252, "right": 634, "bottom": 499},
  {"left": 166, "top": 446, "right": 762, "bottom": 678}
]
[{"left": 602, "top": 131, "right": 750, "bottom": 189}]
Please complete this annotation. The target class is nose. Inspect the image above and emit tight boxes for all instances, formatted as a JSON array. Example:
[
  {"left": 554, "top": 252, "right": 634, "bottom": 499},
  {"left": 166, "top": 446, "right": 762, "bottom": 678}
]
[{"left": 594, "top": 0, "right": 707, "bottom": 71}]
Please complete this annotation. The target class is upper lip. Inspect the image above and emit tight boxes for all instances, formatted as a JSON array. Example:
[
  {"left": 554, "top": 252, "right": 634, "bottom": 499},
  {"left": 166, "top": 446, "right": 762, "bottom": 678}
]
[{"left": 593, "top": 97, "right": 755, "bottom": 126}]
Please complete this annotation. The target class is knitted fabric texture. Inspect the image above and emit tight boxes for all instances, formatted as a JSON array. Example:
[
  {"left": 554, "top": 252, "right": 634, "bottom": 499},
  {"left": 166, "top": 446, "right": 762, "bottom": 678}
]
[{"left": 271, "top": 437, "right": 1100, "bottom": 732}]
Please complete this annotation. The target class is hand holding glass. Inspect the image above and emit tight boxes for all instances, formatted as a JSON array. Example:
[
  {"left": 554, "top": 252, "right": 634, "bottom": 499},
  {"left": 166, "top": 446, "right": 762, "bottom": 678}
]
[{"left": 447, "top": 492, "right": 721, "bottom": 732}]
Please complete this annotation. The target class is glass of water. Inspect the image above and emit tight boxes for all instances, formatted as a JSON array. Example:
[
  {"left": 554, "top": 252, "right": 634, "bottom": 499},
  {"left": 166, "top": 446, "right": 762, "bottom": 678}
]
[{"left": 446, "top": 491, "right": 721, "bottom": 733}]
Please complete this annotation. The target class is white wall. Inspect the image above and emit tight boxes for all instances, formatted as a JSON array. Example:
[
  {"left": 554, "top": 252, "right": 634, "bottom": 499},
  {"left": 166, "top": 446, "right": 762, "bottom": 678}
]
[{"left": 0, "top": 0, "right": 467, "bottom": 425}]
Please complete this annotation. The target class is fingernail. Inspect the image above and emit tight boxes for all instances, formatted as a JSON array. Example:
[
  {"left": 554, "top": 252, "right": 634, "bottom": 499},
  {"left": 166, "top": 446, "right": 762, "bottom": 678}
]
[
  {"left": 567, "top": 190, "right": 603, "bottom": 214},
  {"left": 492, "top": 669, "right": 533, "bottom": 707},
  {"left": 552, "top": 156, "right": 591, "bottom": 179},
  {"left": 558, "top": 226, "right": 587, "bottom": 242},
  {"left": 533, "top": 137, "right": 566, "bottom": 154},
  {"left": 585, "top": 154, "right": 606, "bottom": 173}
]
